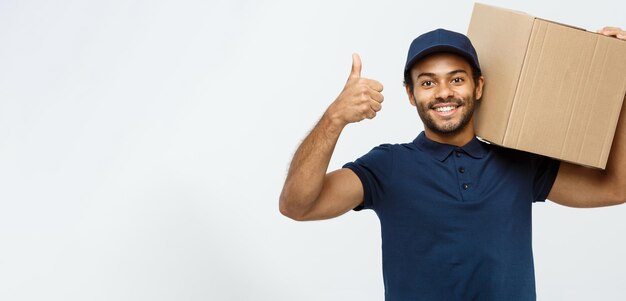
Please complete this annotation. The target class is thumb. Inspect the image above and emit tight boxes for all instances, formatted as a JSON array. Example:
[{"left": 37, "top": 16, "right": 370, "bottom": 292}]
[{"left": 349, "top": 53, "right": 362, "bottom": 79}]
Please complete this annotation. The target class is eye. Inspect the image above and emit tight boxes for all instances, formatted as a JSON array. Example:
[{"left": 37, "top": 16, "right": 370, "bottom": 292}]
[
  {"left": 421, "top": 80, "right": 434, "bottom": 87},
  {"left": 451, "top": 77, "right": 464, "bottom": 84}
]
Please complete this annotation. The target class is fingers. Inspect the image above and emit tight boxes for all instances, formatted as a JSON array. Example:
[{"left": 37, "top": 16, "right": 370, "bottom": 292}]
[
  {"left": 336, "top": 90, "right": 383, "bottom": 122},
  {"left": 369, "top": 89, "right": 384, "bottom": 103},
  {"left": 370, "top": 99, "right": 382, "bottom": 112},
  {"left": 350, "top": 53, "right": 362, "bottom": 79},
  {"left": 355, "top": 83, "right": 384, "bottom": 104},
  {"left": 363, "top": 78, "right": 384, "bottom": 92},
  {"left": 331, "top": 53, "right": 384, "bottom": 123},
  {"left": 597, "top": 26, "right": 626, "bottom": 40},
  {"left": 362, "top": 105, "right": 377, "bottom": 120},
  {"left": 348, "top": 54, "right": 383, "bottom": 91},
  {"left": 366, "top": 111, "right": 377, "bottom": 119},
  {"left": 346, "top": 53, "right": 384, "bottom": 105},
  {"left": 598, "top": 26, "right": 621, "bottom": 34},
  {"left": 359, "top": 101, "right": 383, "bottom": 120},
  {"left": 347, "top": 53, "right": 384, "bottom": 91}
]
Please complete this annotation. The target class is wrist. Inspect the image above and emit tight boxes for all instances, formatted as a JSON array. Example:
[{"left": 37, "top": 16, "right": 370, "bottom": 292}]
[{"left": 320, "top": 111, "right": 347, "bottom": 136}]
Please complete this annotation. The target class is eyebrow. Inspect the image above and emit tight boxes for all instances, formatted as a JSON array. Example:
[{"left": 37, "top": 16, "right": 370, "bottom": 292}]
[{"left": 416, "top": 69, "right": 468, "bottom": 79}]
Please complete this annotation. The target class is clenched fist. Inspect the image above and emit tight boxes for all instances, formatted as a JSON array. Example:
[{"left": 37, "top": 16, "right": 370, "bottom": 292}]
[{"left": 324, "top": 54, "right": 384, "bottom": 127}]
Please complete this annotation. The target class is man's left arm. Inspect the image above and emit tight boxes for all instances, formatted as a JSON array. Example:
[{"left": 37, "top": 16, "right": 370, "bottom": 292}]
[
  {"left": 548, "top": 94, "right": 626, "bottom": 207},
  {"left": 548, "top": 27, "right": 626, "bottom": 208}
]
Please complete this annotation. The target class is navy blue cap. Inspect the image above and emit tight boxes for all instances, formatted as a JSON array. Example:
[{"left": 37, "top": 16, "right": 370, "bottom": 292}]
[{"left": 404, "top": 28, "right": 481, "bottom": 77}]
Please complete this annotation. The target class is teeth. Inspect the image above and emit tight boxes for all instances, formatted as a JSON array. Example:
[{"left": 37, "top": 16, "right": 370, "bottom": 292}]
[{"left": 435, "top": 106, "right": 455, "bottom": 112}]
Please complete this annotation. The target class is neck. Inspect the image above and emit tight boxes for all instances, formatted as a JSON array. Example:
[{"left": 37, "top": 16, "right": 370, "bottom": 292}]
[{"left": 423, "top": 121, "right": 476, "bottom": 147}]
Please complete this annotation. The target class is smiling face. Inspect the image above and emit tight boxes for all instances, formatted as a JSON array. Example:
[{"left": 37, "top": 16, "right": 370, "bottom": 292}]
[{"left": 406, "top": 52, "right": 484, "bottom": 145}]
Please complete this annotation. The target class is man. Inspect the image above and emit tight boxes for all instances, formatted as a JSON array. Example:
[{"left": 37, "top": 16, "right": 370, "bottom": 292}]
[{"left": 279, "top": 27, "right": 626, "bottom": 300}]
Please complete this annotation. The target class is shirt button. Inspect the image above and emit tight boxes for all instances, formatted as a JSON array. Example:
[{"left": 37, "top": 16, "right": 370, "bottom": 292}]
[
  {"left": 455, "top": 151, "right": 462, "bottom": 157},
  {"left": 462, "top": 183, "right": 469, "bottom": 190},
  {"left": 458, "top": 167, "right": 465, "bottom": 173}
]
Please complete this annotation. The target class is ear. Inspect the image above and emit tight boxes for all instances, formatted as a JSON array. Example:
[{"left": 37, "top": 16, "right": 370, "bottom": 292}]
[
  {"left": 474, "top": 75, "right": 485, "bottom": 101},
  {"left": 406, "top": 85, "right": 417, "bottom": 107}
]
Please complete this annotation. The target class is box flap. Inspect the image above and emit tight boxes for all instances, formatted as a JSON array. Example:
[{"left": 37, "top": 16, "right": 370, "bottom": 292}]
[{"left": 467, "top": 3, "right": 535, "bottom": 144}]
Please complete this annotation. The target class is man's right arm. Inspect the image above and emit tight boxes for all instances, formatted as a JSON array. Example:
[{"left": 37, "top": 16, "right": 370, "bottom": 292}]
[{"left": 279, "top": 54, "right": 384, "bottom": 221}]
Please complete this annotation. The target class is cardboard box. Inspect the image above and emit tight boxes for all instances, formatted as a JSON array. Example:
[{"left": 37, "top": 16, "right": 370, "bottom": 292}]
[{"left": 467, "top": 3, "right": 626, "bottom": 169}]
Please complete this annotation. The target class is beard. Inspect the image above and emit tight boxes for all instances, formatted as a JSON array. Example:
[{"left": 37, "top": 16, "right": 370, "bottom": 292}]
[{"left": 416, "top": 93, "right": 476, "bottom": 136}]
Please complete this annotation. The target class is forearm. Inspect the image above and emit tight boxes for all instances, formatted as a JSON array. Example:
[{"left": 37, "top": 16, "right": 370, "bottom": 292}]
[
  {"left": 279, "top": 114, "right": 345, "bottom": 217},
  {"left": 549, "top": 95, "right": 626, "bottom": 207},
  {"left": 604, "top": 94, "right": 626, "bottom": 202},
  {"left": 279, "top": 53, "right": 383, "bottom": 218},
  {"left": 596, "top": 27, "right": 626, "bottom": 202}
]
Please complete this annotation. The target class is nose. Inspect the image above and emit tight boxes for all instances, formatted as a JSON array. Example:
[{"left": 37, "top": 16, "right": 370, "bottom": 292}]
[{"left": 435, "top": 82, "right": 454, "bottom": 100}]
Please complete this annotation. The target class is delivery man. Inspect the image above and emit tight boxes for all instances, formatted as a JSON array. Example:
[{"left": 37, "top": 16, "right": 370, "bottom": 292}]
[{"left": 279, "top": 26, "right": 626, "bottom": 300}]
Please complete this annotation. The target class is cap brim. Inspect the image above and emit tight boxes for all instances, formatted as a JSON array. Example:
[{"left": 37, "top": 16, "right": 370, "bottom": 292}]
[{"left": 404, "top": 45, "right": 479, "bottom": 75}]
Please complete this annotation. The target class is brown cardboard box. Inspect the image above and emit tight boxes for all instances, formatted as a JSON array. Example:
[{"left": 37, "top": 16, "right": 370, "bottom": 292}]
[{"left": 467, "top": 3, "right": 626, "bottom": 169}]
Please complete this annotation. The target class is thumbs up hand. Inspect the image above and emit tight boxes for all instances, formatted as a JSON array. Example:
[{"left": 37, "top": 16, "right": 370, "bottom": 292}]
[{"left": 325, "top": 53, "right": 384, "bottom": 127}]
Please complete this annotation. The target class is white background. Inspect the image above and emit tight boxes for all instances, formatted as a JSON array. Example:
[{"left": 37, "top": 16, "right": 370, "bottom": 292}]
[{"left": 1, "top": 0, "right": 625, "bottom": 300}]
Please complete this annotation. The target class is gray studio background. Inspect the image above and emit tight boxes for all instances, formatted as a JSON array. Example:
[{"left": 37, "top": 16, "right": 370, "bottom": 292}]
[{"left": 1, "top": 0, "right": 625, "bottom": 300}]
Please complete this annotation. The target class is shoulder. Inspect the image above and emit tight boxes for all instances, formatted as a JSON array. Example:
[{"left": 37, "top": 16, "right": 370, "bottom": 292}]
[
  {"left": 483, "top": 141, "right": 534, "bottom": 159},
  {"left": 360, "top": 140, "right": 416, "bottom": 157},
  {"left": 484, "top": 142, "right": 559, "bottom": 173},
  {"left": 352, "top": 143, "right": 397, "bottom": 166},
  {"left": 345, "top": 141, "right": 418, "bottom": 174}
]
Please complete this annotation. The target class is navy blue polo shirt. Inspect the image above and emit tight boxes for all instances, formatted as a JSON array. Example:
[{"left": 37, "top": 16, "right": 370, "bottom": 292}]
[{"left": 343, "top": 132, "right": 560, "bottom": 301}]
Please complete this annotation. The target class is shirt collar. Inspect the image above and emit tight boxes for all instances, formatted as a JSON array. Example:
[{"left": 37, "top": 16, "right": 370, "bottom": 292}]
[{"left": 413, "top": 131, "right": 488, "bottom": 162}]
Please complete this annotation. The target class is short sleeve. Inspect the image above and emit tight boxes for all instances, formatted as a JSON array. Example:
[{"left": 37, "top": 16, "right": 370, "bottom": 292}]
[
  {"left": 531, "top": 155, "right": 561, "bottom": 202},
  {"left": 342, "top": 144, "right": 395, "bottom": 211}
]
